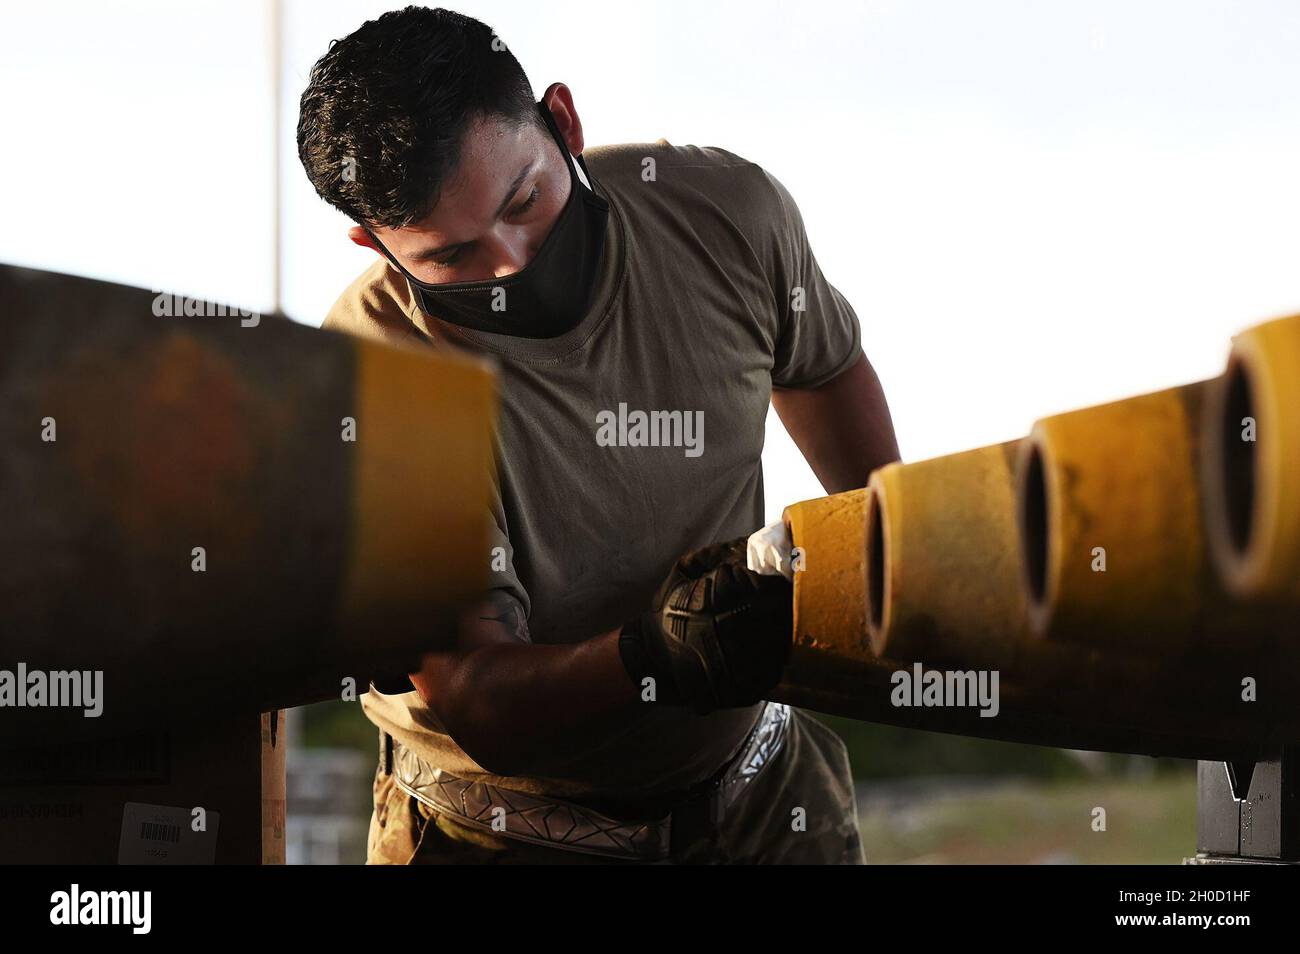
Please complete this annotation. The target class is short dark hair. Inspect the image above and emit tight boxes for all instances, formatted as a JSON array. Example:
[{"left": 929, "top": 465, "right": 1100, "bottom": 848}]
[{"left": 296, "top": 6, "right": 541, "bottom": 229}]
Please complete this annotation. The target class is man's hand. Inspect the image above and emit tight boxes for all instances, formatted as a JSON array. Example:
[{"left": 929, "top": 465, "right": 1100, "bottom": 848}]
[
  {"left": 401, "top": 597, "right": 637, "bottom": 777},
  {"left": 619, "top": 537, "right": 793, "bottom": 714},
  {"left": 386, "top": 540, "right": 791, "bottom": 776}
]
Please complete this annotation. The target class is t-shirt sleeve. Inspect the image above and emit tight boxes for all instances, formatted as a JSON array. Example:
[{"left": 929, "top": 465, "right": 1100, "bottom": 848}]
[
  {"left": 484, "top": 445, "right": 532, "bottom": 638},
  {"left": 759, "top": 167, "right": 863, "bottom": 389},
  {"left": 321, "top": 259, "right": 429, "bottom": 350}
]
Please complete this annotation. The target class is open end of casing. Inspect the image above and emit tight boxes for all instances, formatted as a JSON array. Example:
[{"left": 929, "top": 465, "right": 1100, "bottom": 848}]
[
  {"left": 1217, "top": 355, "right": 1258, "bottom": 561},
  {"left": 866, "top": 489, "right": 886, "bottom": 636},
  {"left": 1019, "top": 440, "right": 1051, "bottom": 617}
]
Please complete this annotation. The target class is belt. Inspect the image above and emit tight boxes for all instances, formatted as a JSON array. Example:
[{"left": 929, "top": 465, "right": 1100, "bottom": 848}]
[{"left": 388, "top": 701, "right": 792, "bottom": 862}]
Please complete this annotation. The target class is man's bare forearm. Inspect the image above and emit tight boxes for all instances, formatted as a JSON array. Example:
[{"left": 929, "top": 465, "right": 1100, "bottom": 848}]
[
  {"left": 409, "top": 628, "right": 646, "bottom": 777},
  {"left": 772, "top": 350, "right": 901, "bottom": 493}
]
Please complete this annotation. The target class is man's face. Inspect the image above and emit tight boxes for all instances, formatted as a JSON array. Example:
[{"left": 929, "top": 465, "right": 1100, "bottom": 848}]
[{"left": 355, "top": 110, "right": 573, "bottom": 286}]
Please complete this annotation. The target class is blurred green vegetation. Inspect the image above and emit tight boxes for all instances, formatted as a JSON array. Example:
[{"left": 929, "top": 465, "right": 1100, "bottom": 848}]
[
  {"left": 857, "top": 774, "right": 1196, "bottom": 864},
  {"left": 301, "top": 699, "right": 379, "bottom": 752},
  {"left": 812, "top": 712, "right": 1192, "bottom": 781}
]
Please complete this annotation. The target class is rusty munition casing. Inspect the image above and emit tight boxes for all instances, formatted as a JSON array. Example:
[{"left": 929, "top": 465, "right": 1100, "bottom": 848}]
[
  {"left": 1016, "top": 380, "right": 1287, "bottom": 656},
  {"left": 866, "top": 441, "right": 1029, "bottom": 668},
  {"left": 1202, "top": 313, "right": 1300, "bottom": 604},
  {"left": 782, "top": 487, "right": 873, "bottom": 676},
  {"left": 0, "top": 265, "right": 496, "bottom": 740},
  {"left": 1018, "top": 382, "right": 1210, "bottom": 646},
  {"left": 774, "top": 458, "right": 1297, "bottom": 754},
  {"left": 770, "top": 486, "right": 1266, "bottom": 759}
]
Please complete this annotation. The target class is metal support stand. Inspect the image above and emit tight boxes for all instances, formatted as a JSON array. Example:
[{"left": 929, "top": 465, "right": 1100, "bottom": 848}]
[{"left": 1190, "top": 746, "right": 1299, "bottom": 863}]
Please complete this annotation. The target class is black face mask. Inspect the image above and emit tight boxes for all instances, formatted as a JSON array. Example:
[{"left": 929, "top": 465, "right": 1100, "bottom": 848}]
[{"left": 368, "top": 100, "right": 610, "bottom": 339}]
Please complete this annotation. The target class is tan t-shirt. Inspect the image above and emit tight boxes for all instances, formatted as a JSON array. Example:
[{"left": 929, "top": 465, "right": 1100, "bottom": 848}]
[{"left": 324, "top": 137, "right": 862, "bottom": 805}]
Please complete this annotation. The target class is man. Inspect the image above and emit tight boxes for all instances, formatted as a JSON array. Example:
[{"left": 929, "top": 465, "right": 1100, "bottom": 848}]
[{"left": 297, "top": 6, "right": 900, "bottom": 864}]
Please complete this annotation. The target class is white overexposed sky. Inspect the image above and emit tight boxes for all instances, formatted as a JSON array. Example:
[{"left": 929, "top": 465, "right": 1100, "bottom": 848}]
[
  {"left": 4, "top": 0, "right": 1298, "bottom": 523},
  {"left": 0, "top": 1, "right": 278, "bottom": 309}
]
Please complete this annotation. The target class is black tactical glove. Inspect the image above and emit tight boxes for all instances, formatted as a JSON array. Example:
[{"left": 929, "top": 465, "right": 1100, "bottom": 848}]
[{"left": 619, "top": 537, "right": 793, "bottom": 714}]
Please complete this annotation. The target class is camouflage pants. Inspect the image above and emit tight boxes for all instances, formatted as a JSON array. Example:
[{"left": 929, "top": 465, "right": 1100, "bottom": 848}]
[{"left": 366, "top": 708, "right": 865, "bottom": 865}]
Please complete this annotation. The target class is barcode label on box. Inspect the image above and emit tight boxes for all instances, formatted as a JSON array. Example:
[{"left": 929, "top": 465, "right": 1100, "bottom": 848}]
[{"left": 118, "top": 802, "right": 218, "bottom": 865}]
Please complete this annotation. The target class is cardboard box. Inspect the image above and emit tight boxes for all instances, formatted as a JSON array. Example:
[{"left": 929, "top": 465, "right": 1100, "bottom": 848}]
[{"left": 0, "top": 710, "right": 284, "bottom": 864}]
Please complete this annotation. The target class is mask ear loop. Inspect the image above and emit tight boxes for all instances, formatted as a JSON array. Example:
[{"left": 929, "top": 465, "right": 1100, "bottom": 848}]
[
  {"left": 538, "top": 98, "right": 598, "bottom": 192},
  {"left": 573, "top": 156, "right": 593, "bottom": 190}
]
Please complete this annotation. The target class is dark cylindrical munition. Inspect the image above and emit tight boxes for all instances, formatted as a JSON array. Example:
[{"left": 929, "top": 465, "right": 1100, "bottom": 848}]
[
  {"left": 771, "top": 666, "right": 1271, "bottom": 764},
  {"left": 0, "top": 265, "right": 496, "bottom": 740}
]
